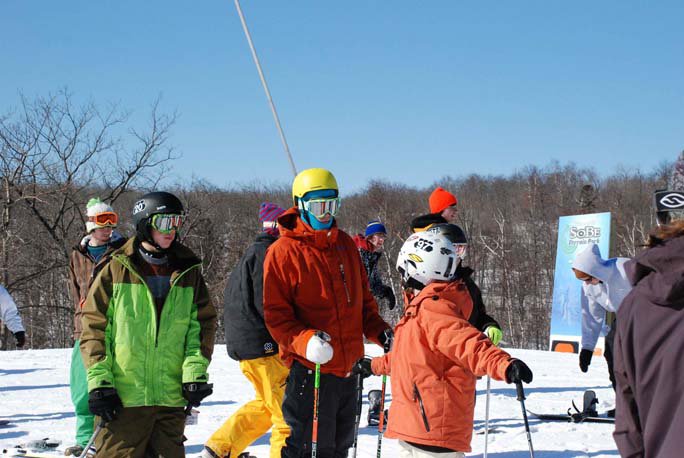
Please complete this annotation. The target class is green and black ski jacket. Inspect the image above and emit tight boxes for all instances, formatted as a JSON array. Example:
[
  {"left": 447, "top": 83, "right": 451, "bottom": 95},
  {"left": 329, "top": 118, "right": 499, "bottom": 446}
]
[{"left": 80, "top": 237, "right": 217, "bottom": 408}]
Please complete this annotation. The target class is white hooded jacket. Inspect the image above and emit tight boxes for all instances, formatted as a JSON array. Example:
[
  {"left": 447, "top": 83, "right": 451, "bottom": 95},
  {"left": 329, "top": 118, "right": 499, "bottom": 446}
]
[
  {"left": 0, "top": 285, "right": 25, "bottom": 334},
  {"left": 571, "top": 244, "right": 631, "bottom": 351}
]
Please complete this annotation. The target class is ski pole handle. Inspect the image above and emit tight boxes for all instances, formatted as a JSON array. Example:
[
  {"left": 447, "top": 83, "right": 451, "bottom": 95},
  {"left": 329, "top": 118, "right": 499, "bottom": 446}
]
[{"left": 516, "top": 381, "right": 526, "bottom": 401}]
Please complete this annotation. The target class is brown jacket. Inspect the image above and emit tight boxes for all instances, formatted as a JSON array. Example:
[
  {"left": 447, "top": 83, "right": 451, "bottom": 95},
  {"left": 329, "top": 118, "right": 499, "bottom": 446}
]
[
  {"left": 614, "top": 235, "right": 684, "bottom": 458},
  {"left": 68, "top": 233, "right": 126, "bottom": 340},
  {"left": 263, "top": 208, "right": 389, "bottom": 377},
  {"left": 371, "top": 281, "right": 512, "bottom": 453}
]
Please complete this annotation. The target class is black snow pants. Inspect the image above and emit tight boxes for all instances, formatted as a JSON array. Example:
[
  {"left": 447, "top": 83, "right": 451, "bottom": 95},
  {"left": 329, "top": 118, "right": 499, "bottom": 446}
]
[{"left": 281, "top": 361, "right": 358, "bottom": 458}]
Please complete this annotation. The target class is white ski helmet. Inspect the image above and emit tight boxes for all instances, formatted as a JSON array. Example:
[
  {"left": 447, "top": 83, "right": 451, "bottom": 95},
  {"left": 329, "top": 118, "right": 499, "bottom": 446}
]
[{"left": 396, "top": 231, "right": 458, "bottom": 290}]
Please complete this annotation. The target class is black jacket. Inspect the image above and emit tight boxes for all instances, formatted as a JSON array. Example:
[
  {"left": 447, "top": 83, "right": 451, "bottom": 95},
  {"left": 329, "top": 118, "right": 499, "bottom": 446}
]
[
  {"left": 410, "top": 213, "right": 447, "bottom": 232},
  {"left": 359, "top": 249, "right": 385, "bottom": 296},
  {"left": 456, "top": 263, "right": 500, "bottom": 332},
  {"left": 224, "top": 233, "right": 279, "bottom": 361}
]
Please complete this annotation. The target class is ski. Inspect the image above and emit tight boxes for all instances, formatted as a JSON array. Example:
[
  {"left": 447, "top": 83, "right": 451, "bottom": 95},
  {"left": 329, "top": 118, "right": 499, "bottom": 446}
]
[
  {"left": 3, "top": 439, "right": 63, "bottom": 458},
  {"left": 526, "top": 389, "right": 614, "bottom": 424},
  {"left": 2, "top": 450, "right": 64, "bottom": 458},
  {"left": 527, "top": 410, "right": 615, "bottom": 424}
]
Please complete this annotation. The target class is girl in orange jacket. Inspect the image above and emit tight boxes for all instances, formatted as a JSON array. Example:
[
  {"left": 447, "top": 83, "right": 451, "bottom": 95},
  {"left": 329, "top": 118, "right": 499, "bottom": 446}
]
[{"left": 354, "top": 231, "right": 533, "bottom": 457}]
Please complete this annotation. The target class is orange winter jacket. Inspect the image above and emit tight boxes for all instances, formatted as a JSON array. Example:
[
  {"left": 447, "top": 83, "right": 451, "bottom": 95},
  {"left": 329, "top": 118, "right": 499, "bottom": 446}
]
[
  {"left": 371, "top": 281, "right": 512, "bottom": 453},
  {"left": 263, "top": 208, "right": 389, "bottom": 377}
]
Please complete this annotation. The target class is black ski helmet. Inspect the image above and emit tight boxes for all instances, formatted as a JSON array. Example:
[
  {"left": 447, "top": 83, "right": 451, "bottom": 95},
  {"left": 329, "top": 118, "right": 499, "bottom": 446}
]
[
  {"left": 132, "top": 191, "right": 184, "bottom": 246},
  {"left": 427, "top": 223, "right": 467, "bottom": 244}
]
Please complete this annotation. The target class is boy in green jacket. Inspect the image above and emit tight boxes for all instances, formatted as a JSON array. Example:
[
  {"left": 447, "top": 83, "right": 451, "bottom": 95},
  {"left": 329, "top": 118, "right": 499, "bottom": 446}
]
[{"left": 80, "top": 191, "right": 217, "bottom": 457}]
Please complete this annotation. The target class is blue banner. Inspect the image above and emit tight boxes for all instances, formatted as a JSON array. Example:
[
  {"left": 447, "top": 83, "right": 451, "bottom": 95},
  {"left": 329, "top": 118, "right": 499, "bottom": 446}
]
[{"left": 549, "top": 212, "right": 611, "bottom": 353}]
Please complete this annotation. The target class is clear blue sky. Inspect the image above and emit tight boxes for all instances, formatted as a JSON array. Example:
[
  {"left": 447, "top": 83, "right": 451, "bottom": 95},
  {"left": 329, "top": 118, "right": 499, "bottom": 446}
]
[{"left": 2, "top": 1, "right": 683, "bottom": 193}]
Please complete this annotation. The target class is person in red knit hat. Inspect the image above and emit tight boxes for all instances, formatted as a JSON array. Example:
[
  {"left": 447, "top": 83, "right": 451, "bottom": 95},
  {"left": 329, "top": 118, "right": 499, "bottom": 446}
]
[
  {"left": 410, "top": 187, "right": 458, "bottom": 232},
  {"left": 429, "top": 187, "right": 458, "bottom": 223}
]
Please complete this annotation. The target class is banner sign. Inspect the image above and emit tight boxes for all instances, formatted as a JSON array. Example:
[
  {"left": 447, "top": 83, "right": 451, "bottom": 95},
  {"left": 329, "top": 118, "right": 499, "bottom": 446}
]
[
  {"left": 654, "top": 190, "right": 684, "bottom": 212},
  {"left": 549, "top": 212, "right": 611, "bottom": 353}
]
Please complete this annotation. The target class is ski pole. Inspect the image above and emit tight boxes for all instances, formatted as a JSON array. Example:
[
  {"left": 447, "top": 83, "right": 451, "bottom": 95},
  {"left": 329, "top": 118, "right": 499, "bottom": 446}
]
[
  {"left": 311, "top": 363, "right": 321, "bottom": 458},
  {"left": 484, "top": 375, "right": 491, "bottom": 458},
  {"left": 376, "top": 373, "right": 387, "bottom": 458},
  {"left": 77, "top": 419, "right": 105, "bottom": 458},
  {"left": 350, "top": 374, "right": 363, "bottom": 458},
  {"left": 232, "top": 0, "right": 297, "bottom": 177},
  {"left": 515, "top": 381, "right": 535, "bottom": 458},
  {"left": 377, "top": 336, "right": 392, "bottom": 458}
]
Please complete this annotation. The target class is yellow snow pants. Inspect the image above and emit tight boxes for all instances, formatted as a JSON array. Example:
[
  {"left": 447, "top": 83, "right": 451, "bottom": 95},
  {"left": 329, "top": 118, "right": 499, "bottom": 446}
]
[{"left": 205, "top": 355, "right": 290, "bottom": 458}]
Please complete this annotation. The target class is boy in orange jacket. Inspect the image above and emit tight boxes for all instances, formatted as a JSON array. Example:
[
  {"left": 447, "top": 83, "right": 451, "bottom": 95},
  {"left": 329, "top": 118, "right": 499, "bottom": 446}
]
[{"left": 353, "top": 231, "right": 533, "bottom": 457}]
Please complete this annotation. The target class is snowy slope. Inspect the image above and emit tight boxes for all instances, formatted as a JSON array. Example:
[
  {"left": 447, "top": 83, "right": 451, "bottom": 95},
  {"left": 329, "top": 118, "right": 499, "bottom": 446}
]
[{"left": 0, "top": 345, "right": 619, "bottom": 457}]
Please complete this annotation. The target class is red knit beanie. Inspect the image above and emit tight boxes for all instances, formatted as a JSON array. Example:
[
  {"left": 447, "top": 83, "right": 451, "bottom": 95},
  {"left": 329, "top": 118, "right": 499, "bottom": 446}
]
[{"left": 429, "top": 187, "right": 458, "bottom": 214}]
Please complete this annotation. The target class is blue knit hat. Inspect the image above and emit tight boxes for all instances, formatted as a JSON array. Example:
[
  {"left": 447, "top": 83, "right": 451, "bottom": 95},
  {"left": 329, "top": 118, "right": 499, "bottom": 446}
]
[{"left": 365, "top": 220, "right": 387, "bottom": 237}]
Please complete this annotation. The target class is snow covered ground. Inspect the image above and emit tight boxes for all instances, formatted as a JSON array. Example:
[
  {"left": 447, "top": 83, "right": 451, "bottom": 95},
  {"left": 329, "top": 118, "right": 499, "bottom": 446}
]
[{"left": 0, "top": 345, "right": 619, "bottom": 457}]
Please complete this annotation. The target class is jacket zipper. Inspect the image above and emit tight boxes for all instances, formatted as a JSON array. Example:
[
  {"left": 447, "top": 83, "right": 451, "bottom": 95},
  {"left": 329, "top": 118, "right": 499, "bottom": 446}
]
[
  {"left": 413, "top": 383, "right": 431, "bottom": 432},
  {"left": 115, "top": 255, "right": 200, "bottom": 403},
  {"left": 339, "top": 264, "right": 351, "bottom": 306}
]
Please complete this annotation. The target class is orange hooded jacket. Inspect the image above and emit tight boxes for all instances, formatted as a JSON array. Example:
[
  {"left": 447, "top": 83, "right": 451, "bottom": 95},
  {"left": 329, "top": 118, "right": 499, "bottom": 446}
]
[
  {"left": 263, "top": 208, "right": 389, "bottom": 377},
  {"left": 371, "top": 281, "right": 513, "bottom": 453}
]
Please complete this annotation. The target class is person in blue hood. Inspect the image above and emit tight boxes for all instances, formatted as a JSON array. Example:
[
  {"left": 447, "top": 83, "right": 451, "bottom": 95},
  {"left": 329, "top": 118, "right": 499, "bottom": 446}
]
[{"left": 571, "top": 243, "right": 631, "bottom": 402}]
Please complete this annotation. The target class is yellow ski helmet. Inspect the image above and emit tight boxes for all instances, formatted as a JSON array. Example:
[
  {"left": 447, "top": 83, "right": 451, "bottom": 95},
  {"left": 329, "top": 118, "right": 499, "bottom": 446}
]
[{"left": 291, "top": 168, "right": 339, "bottom": 204}]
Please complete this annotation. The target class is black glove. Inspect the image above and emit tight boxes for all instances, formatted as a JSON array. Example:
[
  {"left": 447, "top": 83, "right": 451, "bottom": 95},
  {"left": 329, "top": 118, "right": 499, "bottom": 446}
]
[
  {"left": 14, "top": 331, "right": 25, "bottom": 348},
  {"left": 382, "top": 286, "right": 396, "bottom": 310},
  {"left": 351, "top": 357, "right": 374, "bottom": 379},
  {"left": 579, "top": 349, "right": 593, "bottom": 373},
  {"left": 378, "top": 328, "right": 394, "bottom": 353},
  {"left": 88, "top": 388, "right": 123, "bottom": 422},
  {"left": 182, "top": 382, "right": 213, "bottom": 407},
  {"left": 505, "top": 359, "right": 533, "bottom": 384}
]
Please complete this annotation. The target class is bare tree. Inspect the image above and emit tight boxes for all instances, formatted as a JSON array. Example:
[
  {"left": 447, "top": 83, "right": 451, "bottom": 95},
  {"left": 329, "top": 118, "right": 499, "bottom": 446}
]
[{"left": 0, "top": 90, "right": 176, "bottom": 348}]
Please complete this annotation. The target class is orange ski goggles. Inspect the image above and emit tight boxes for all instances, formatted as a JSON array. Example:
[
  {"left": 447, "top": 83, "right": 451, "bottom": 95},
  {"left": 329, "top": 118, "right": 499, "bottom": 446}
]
[{"left": 88, "top": 212, "right": 118, "bottom": 227}]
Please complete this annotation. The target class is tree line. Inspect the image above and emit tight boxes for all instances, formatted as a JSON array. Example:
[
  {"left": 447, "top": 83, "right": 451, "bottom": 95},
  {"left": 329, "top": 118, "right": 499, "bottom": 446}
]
[{"left": 0, "top": 92, "right": 672, "bottom": 350}]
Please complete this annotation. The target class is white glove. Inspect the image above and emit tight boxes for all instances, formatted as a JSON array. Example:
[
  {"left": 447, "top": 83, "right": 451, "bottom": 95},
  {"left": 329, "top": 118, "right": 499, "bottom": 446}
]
[{"left": 306, "top": 331, "right": 333, "bottom": 365}]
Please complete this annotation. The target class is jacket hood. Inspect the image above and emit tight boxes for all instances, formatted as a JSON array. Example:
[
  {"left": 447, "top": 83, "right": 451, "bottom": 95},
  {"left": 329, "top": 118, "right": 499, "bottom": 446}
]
[
  {"left": 405, "top": 281, "right": 473, "bottom": 321},
  {"left": 410, "top": 213, "right": 447, "bottom": 232},
  {"left": 572, "top": 244, "right": 619, "bottom": 283},
  {"left": 625, "top": 236, "right": 684, "bottom": 307},
  {"left": 572, "top": 243, "right": 631, "bottom": 310},
  {"left": 114, "top": 236, "right": 202, "bottom": 270},
  {"left": 76, "top": 230, "right": 126, "bottom": 253},
  {"left": 353, "top": 234, "right": 372, "bottom": 251},
  {"left": 277, "top": 207, "right": 339, "bottom": 249}
]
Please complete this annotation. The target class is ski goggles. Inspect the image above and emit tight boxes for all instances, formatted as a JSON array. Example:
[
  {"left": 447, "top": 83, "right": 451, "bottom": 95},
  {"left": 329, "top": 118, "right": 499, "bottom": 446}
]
[
  {"left": 301, "top": 197, "right": 341, "bottom": 219},
  {"left": 151, "top": 213, "right": 185, "bottom": 234},
  {"left": 88, "top": 212, "right": 118, "bottom": 227}
]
